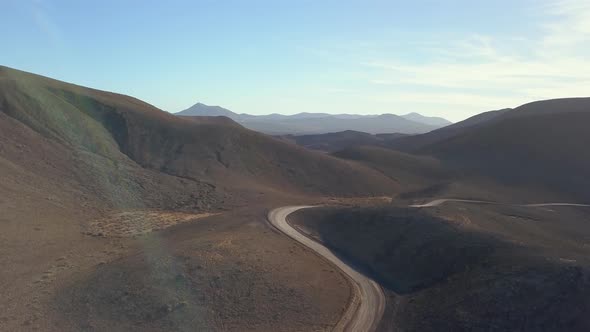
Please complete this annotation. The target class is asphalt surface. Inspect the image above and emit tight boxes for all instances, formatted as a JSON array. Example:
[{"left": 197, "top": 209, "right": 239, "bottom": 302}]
[{"left": 268, "top": 206, "right": 385, "bottom": 332}]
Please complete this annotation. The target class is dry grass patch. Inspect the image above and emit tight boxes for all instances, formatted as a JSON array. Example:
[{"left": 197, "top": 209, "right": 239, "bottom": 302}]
[{"left": 86, "top": 210, "right": 218, "bottom": 237}]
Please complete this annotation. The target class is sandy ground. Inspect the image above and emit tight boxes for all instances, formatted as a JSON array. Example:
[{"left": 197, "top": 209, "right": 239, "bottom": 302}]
[{"left": 0, "top": 191, "right": 353, "bottom": 331}]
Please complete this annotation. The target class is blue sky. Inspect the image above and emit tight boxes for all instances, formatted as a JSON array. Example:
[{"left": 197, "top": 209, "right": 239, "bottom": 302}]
[{"left": 2, "top": 0, "right": 589, "bottom": 121}]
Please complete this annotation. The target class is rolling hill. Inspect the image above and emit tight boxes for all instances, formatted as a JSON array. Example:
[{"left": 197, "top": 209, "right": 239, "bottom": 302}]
[
  {"left": 386, "top": 98, "right": 590, "bottom": 202},
  {"left": 386, "top": 108, "right": 510, "bottom": 152},
  {"left": 401, "top": 112, "right": 452, "bottom": 127},
  {"left": 277, "top": 130, "right": 408, "bottom": 153},
  {"left": 332, "top": 146, "right": 448, "bottom": 192},
  {"left": 0, "top": 65, "right": 399, "bottom": 207},
  {"left": 292, "top": 202, "right": 590, "bottom": 331},
  {"left": 4, "top": 64, "right": 590, "bottom": 331},
  {"left": 2, "top": 65, "right": 397, "bottom": 332}
]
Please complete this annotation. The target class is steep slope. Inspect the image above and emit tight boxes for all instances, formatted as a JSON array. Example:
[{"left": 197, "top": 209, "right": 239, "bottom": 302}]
[
  {"left": 0, "top": 67, "right": 221, "bottom": 213},
  {"left": 387, "top": 109, "right": 509, "bottom": 152},
  {"left": 1, "top": 66, "right": 376, "bottom": 332},
  {"left": 388, "top": 98, "right": 590, "bottom": 201},
  {"left": 424, "top": 100, "right": 590, "bottom": 201},
  {"left": 0, "top": 66, "right": 398, "bottom": 204}
]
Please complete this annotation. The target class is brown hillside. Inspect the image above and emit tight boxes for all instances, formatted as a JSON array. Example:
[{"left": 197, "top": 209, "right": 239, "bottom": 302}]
[
  {"left": 421, "top": 99, "right": 590, "bottom": 202},
  {"left": 292, "top": 204, "right": 590, "bottom": 331},
  {"left": 0, "top": 65, "right": 398, "bottom": 204},
  {"left": 333, "top": 146, "right": 449, "bottom": 195},
  {"left": 0, "top": 66, "right": 397, "bottom": 331},
  {"left": 384, "top": 98, "right": 590, "bottom": 202}
]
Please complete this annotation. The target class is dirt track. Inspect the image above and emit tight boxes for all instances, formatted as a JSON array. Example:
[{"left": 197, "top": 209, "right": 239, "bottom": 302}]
[
  {"left": 410, "top": 198, "right": 590, "bottom": 208},
  {"left": 268, "top": 206, "right": 385, "bottom": 332}
]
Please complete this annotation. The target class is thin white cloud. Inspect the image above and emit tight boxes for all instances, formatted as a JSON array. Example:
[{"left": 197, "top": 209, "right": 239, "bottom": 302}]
[
  {"left": 538, "top": 0, "right": 590, "bottom": 56},
  {"left": 362, "top": 0, "right": 590, "bottom": 120},
  {"left": 366, "top": 92, "right": 523, "bottom": 109},
  {"left": 29, "top": 1, "right": 63, "bottom": 46}
]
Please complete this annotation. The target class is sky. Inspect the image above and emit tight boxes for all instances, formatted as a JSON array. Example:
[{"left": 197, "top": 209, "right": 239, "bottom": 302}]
[{"left": 1, "top": 0, "right": 589, "bottom": 121}]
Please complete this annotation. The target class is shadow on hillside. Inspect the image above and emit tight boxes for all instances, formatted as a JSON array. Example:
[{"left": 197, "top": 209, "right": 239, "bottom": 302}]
[
  {"left": 292, "top": 206, "right": 498, "bottom": 294},
  {"left": 291, "top": 206, "right": 590, "bottom": 331}
]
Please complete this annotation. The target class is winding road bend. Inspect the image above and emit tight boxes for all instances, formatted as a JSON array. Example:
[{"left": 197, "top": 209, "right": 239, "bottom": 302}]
[
  {"left": 269, "top": 201, "right": 590, "bottom": 330},
  {"left": 268, "top": 206, "right": 385, "bottom": 332},
  {"left": 410, "top": 199, "right": 590, "bottom": 208}
]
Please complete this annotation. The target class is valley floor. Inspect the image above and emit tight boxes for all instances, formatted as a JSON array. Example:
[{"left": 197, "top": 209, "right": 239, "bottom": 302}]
[{"left": 0, "top": 195, "right": 354, "bottom": 332}]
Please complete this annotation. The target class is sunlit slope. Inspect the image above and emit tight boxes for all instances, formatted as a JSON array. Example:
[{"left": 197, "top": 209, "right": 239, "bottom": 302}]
[
  {"left": 0, "top": 66, "right": 220, "bottom": 211},
  {"left": 0, "top": 66, "right": 398, "bottom": 202}
]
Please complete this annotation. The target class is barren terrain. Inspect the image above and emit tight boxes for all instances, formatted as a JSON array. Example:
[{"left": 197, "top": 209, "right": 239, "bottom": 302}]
[
  {"left": 0, "top": 66, "right": 369, "bottom": 331},
  {"left": 3, "top": 65, "right": 590, "bottom": 332},
  {"left": 292, "top": 203, "right": 590, "bottom": 331}
]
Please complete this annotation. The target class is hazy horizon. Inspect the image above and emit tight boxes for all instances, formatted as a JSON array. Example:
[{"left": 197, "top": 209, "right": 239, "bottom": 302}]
[{"left": 3, "top": 0, "right": 589, "bottom": 121}]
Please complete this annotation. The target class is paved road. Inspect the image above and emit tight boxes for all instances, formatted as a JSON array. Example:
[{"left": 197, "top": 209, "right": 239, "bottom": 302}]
[
  {"left": 410, "top": 198, "right": 590, "bottom": 208},
  {"left": 268, "top": 206, "right": 385, "bottom": 332}
]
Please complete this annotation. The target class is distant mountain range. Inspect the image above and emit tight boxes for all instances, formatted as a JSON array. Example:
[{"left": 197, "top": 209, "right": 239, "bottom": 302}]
[
  {"left": 175, "top": 103, "right": 452, "bottom": 135},
  {"left": 400, "top": 112, "right": 453, "bottom": 127}
]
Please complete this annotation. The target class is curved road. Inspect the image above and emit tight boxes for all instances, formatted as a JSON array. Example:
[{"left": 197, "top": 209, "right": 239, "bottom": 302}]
[
  {"left": 269, "top": 201, "right": 590, "bottom": 331},
  {"left": 410, "top": 198, "right": 590, "bottom": 208},
  {"left": 268, "top": 206, "right": 385, "bottom": 332}
]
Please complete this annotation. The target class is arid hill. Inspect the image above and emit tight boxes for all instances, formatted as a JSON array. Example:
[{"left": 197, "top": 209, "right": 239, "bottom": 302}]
[
  {"left": 277, "top": 130, "right": 408, "bottom": 153},
  {"left": 387, "top": 98, "right": 590, "bottom": 202},
  {"left": 332, "top": 146, "right": 449, "bottom": 196},
  {"left": 0, "top": 66, "right": 398, "bottom": 331},
  {"left": 292, "top": 203, "right": 590, "bottom": 331},
  {"left": 4, "top": 65, "right": 590, "bottom": 331},
  {"left": 386, "top": 108, "right": 509, "bottom": 152},
  {"left": 0, "top": 65, "right": 398, "bottom": 209}
]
